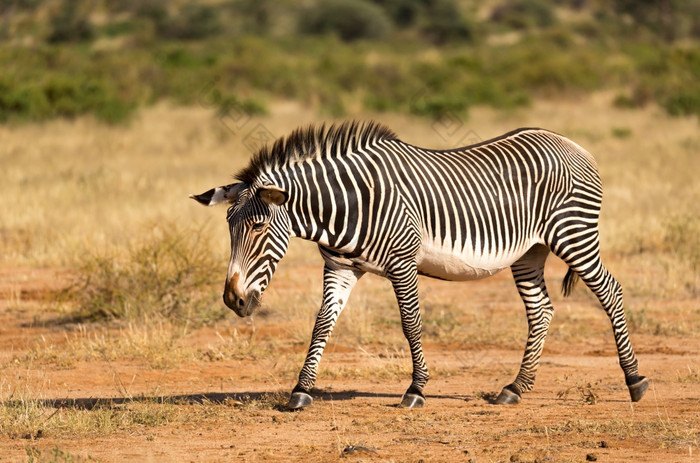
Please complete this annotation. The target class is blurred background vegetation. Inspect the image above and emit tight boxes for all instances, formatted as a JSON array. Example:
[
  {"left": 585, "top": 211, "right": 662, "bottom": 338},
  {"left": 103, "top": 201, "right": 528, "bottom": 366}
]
[{"left": 1, "top": 0, "right": 699, "bottom": 124}]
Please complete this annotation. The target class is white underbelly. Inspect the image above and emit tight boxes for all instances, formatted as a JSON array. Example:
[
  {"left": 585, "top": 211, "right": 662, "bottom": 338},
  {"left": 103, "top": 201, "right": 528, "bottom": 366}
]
[{"left": 416, "top": 238, "right": 538, "bottom": 281}]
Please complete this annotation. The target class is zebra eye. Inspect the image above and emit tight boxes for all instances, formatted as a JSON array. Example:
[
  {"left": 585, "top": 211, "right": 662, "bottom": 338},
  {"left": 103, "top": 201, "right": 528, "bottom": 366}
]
[{"left": 252, "top": 221, "right": 266, "bottom": 232}]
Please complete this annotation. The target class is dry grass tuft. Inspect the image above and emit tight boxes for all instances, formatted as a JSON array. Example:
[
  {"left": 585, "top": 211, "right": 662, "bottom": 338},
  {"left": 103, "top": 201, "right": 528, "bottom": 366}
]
[
  {"left": 12, "top": 322, "right": 283, "bottom": 370},
  {"left": 15, "top": 322, "right": 193, "bottom": 369},
  {"left": 675, "top": 365, "right": 700, "bottom": 384},
  {"left": 534, "top": 416, "right": 700, "bottom": 450},
  {"left": 26, "top": 446, "right": 97, "bottom": 463},
  {"left": 64, "top": 222, "right": 224, "bottom": 325},
  {"left": 556, "top": 380, "right": 601, "bottom": 405}
]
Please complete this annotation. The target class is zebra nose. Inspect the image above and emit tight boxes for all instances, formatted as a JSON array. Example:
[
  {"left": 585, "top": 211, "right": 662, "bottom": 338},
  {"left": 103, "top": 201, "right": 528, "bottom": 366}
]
[
  {"left": 223, "top": 272, "right": 247, "bottom": 315},
  {"left": 223, "top": 288, "right": 245, "bottom": 312}
]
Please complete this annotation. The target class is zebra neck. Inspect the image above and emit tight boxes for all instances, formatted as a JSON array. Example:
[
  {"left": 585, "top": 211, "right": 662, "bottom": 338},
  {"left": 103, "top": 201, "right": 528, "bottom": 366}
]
[
  {"left": 268, "top": 169, "right": 356, "bottom": 250},
  {"left": 286, "top": 181, "right": 335, "bottom": 246}
]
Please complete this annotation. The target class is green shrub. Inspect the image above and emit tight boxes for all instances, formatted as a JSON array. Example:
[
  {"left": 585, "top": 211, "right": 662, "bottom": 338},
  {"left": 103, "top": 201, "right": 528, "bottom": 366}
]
[
  {"left": 101, "top": 21, "right": 138, "bottom": 38},
  {"left": 0, "top": 73, "right": 136, "bottom": 124},
  {"left": 490, "top": 0, "right": 556, "bottom": 30},
  {"left": 214, "top": 93, "right": 268, "bottom": 117},
  {"left": 298, "top": 0, "right": 392, "bottom": 42},
  {"left": 613, "top": 93, "right": 645, "bottom": 109},
  {"left": 0, "top": 82, "right": 45, "bottom": 122},
  {"left": 0, "top": 0, "right": 42, "bottom": 13},
  {"left": 47, "top": 1, "right": 94, "bottom": 43},
  {"left": 371, "top": 0, "right": 421, "bottom": 27},
  {"left": 664, "top": 91, "right": 700, "bottom": 117},
  {"left": 133, "top": 0, "right": 170, "bottom": 33},
  {"left": 164, "top": 2, "right": 223, "bottom": 40},
  {"left": 1, "top": 4, "right": 700, "bottom": 125},
  {"left": 420, "top": 0, "right": 474, "bottom": 44},
  {"left": 496, "top": 41, "right": 602, "bottom": 95},
  {"left": 410, "top": 94, "right": 470, "bottom": 118},
  {"left": 231, "top": 0, "right": 273, "bottom": 34},
  {"left": 611, "top": 127, "right": 632, "bottom": 138}
]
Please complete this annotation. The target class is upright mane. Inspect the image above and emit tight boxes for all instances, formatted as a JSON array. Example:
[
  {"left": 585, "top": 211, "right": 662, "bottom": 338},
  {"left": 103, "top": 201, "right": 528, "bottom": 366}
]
[{"left": 235, "top": 120, "right": 396, "bottom": 184}]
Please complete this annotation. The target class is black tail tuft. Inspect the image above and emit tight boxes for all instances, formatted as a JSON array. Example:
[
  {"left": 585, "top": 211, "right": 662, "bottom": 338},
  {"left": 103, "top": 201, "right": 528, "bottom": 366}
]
[{"left": 562, "top": 268, "right": 580, "bottom": 297}]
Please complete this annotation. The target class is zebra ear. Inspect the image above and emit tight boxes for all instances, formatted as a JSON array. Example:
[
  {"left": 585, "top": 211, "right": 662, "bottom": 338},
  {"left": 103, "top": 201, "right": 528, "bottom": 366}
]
[
  {"left": 190, "top": 183, "right": 245, "bottom": 206},
  {"left": 257, "top": 185, "right": 288, "bottom": 206}
]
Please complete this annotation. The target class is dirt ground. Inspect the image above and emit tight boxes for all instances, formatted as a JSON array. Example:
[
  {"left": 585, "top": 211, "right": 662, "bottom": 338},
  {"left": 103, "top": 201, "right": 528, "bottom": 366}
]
[{"left": 1, "top": 267, "right": 698, "bottom": 463}]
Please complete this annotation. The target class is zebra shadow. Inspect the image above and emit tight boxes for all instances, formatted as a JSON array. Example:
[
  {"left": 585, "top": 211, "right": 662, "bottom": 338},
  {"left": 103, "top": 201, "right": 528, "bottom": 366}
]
[{"left": 27, "top": 389, "right": 478, "bottom": 412}]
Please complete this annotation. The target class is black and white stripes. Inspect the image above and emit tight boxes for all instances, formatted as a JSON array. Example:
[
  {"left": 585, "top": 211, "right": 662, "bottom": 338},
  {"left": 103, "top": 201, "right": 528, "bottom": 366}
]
[{"left": 193, "top": 121, "right": 647, "bottom": 408}]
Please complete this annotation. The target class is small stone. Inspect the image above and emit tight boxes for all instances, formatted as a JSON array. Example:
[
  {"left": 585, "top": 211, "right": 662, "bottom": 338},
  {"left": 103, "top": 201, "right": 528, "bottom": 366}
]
[
  {"left": 510, "top": 455, "right": 521, "bottom": 462},
  {"left": 586, "top": 453, "right": 598, "bottom": 461},
  {"left": 599, "top": 441, "right": 608, "bottom": 448}
]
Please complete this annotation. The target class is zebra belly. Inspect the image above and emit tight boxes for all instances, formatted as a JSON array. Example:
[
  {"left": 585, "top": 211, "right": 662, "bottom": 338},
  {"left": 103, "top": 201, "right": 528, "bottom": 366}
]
[{"left": 416, "top": 239, "right": 535, "bottom": 281}]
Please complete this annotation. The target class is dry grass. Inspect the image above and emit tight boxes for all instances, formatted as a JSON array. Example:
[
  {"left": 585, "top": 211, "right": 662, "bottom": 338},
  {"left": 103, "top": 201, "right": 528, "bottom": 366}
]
[
  {"left": 14, "top": 322, "right": 195, "bottom": 370},
  {"left": 25, "top": 446, "right": 98, "bottom": 463},
  {"left": 527, "top": 416, "right": 700, "bottom": 450},
  {"left": 64, "top": 222, "right": 224, "bottom": 324},
  {"left": 675, "top": 365, "right": 700, "bottom": 384},
  {"left": 10, "top": 321, "right": 283, "bottom": 371}
]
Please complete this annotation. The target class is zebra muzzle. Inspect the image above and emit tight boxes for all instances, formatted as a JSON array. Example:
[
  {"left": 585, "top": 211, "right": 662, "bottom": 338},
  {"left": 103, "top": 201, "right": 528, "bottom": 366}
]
[{"left": 223, "top": 287, "right": 261, "bottom": 317}]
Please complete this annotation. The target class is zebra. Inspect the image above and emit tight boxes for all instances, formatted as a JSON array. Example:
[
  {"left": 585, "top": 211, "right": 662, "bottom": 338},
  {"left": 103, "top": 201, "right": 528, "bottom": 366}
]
[{"left": 191, "top": 121, "right": 648, "bottom": 410}]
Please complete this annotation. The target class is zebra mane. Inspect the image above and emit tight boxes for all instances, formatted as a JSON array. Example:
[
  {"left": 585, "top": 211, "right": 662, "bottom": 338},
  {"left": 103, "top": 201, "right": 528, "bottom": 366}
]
[{"left": 235, "top": 120, "right": 397, "bottom": 184}]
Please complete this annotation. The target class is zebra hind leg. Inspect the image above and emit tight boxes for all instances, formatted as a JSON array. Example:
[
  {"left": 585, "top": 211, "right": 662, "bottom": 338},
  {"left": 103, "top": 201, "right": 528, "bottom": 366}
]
[
  {"left": 552, "top": 231, "right": 648, "bottom": 402},
  {"left": 496, "top": 245, "right": 553, "bottom": 405}
]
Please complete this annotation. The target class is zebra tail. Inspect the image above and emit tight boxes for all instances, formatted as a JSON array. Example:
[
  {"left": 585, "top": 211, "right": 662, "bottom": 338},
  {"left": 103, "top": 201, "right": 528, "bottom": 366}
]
[{"left": 562, "top": 268, "right": 580, "bottom": 297}]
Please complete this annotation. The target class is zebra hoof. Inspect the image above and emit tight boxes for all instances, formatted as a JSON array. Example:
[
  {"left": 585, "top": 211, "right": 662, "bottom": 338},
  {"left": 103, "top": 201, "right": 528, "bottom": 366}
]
[
  {"left": 495, "top": 387, "right": 521, "bottom": 405},
  {"left": 286, "top": 391, "right": 313, "bottom": 411},
  {"left": 628, "top": 376, "right": 649, "bottom": 403},
  {"left": 399, "top": 393, "right": 425, "bottom": 408}
]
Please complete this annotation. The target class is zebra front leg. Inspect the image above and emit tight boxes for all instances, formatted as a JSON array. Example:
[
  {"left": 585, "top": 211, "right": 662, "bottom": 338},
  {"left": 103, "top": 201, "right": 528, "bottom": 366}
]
[
  {"left": 286, "top": 264, "right": 363, "bottom": 410},
  {"left": 389, "top": 262, "right": 429, "bottom": 408},
  {"left": 496, "top": 245, "right": 552, "bottom": 405}
]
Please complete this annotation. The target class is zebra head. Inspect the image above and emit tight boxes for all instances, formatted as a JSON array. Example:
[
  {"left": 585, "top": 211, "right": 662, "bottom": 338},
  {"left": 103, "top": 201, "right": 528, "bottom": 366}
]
[{"left": 190, "top": 182, "right": 290, "bottom": 317}]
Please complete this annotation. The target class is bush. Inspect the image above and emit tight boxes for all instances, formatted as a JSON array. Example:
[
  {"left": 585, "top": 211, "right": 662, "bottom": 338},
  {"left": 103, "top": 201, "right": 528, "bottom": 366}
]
[
  {"left": 410, "top": 94, "right": 470, "bottom": 118},
  {"left": 420, "top": 0, "right": 474, "bottom": 44},
  {"left": 134, "top": 0, "right": 169, "bottom": 28},
  {"left": 0, "top": 74, "right": 135, "bottom": 124},
  {"left": 68, "top": 225, "right": 224, "bottom": 325},
  {"left": 490, "top": 0, "right": 556, "bottom": 30},
  {"left": 164, "top": 2, "right": 223, "bottom": 40},
  {"left": 231, "top": 0, "right": 272, "bottom": 34},
  {"left": 0, "top": 0, "right": 41, "bottom": 13},
  {"left": 664, "top": 91, "right": 700, "bottom": 117},
  {"left": 371, "top": 0, "right": 421, "bottom": 27},
  {"left": 47, "top": 1, "right": 94, "bottom": 43},
  {"left": 298, "top": 0, "right": 392, "bottom": 42}
]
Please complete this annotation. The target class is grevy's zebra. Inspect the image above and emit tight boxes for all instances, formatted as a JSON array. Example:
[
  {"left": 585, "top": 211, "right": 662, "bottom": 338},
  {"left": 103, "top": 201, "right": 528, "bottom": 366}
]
[{"left": 192, "top": 121, "right": 648, "bottom": 409}]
